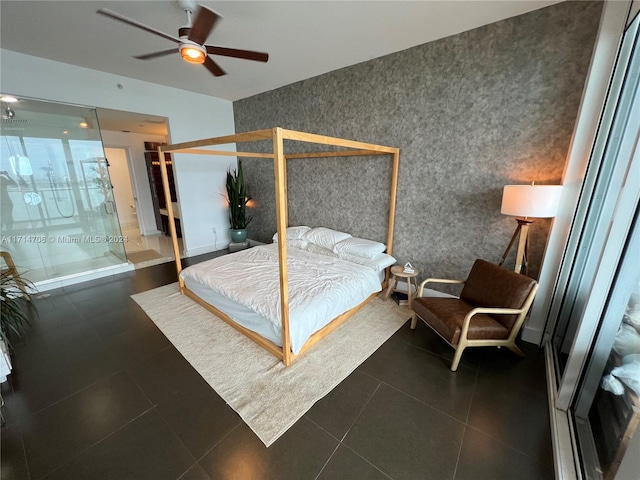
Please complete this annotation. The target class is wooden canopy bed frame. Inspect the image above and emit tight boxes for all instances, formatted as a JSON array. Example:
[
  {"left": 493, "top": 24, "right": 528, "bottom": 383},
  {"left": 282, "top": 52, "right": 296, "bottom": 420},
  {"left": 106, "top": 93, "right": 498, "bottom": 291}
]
[{"left": 157, "top": 127, "right": 400, "bottom": 366}]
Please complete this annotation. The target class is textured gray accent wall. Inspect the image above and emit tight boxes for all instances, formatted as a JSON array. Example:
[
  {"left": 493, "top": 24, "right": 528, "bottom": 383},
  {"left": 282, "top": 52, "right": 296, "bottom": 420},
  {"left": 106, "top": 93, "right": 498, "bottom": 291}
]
[{"left": 233, "top": 1, "right": 602, "bottom": 287}]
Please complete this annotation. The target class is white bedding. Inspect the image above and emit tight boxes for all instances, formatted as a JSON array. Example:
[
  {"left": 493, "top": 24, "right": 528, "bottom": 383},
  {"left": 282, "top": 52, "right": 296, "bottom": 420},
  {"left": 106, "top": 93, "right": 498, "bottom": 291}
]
[{"left": 180, "top": 244, "right": 383, "bottom": 354}]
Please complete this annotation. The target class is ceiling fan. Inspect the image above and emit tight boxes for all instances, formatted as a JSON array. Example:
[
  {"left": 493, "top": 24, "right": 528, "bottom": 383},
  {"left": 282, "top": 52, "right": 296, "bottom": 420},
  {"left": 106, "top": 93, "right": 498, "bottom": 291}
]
[{"left": 97, "top": 1, "right": 269, "bottom": 77}]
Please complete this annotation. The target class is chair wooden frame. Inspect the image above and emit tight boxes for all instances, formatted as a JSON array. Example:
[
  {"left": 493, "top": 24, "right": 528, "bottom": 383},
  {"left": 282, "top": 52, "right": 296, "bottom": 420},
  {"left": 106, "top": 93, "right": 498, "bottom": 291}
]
[
  {"left": 157, "top": 127, "right": 400, "bottom": 366},
  {"left": 410, "top": 277, "right": 539, "bottom": 371}
]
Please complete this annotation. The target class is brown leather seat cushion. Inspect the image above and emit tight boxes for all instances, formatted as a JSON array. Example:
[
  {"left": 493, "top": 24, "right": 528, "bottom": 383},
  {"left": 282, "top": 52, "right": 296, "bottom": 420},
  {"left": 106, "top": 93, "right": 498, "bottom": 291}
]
[{"left": 412, "top": 297, "right": 509, "bottom": 346}]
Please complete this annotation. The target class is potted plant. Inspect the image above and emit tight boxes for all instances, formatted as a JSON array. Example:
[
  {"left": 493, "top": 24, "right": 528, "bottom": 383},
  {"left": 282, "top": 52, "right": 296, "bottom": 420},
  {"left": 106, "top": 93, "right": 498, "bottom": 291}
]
[
  {"left": 225, "top": 159, "right": 253, "bottom": 243},
  {"left": 0, "top": 267, "right": 34, "bottom": 383}
]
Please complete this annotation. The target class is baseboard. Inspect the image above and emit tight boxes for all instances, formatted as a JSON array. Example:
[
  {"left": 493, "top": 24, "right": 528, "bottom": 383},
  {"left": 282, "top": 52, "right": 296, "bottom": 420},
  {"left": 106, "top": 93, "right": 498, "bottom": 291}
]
[
  {"left": 522, "top": 323, "right": 544, "bottom": 345},
  {"left": 185, "top": 241, "right": 228, "bottom": 257},
  {"left": 35, "top": 262, "right": 134, "bottom": 292}
]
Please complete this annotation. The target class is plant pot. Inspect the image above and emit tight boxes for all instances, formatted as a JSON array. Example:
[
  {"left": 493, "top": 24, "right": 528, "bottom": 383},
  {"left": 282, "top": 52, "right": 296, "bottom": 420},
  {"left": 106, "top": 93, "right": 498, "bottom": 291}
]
[{"left": 230, "top": 229, "right": 248, "bottom": 243}]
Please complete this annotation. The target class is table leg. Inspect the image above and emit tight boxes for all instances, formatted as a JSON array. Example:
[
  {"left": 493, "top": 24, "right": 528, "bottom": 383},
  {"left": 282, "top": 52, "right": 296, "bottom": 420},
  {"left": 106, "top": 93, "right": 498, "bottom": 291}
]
[
  {"left": 407, "top": 277, "right": 413, "bottom": 310},
  {"left": 382, "top": 275, "right": 396, "bottom": 300}
]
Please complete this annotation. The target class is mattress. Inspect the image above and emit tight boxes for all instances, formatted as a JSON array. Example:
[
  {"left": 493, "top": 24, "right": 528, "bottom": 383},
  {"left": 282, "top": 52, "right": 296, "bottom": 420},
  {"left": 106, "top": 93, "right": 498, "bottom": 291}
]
[{"left": 180, "top": 243, "right": 383, "bottom": 354}]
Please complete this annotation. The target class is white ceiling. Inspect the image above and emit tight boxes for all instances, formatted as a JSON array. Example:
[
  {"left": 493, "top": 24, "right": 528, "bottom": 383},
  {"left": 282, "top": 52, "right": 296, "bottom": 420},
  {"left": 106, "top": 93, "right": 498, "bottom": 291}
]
[{"left": 1, "top": 1, "right": 562, "bottom": 103}]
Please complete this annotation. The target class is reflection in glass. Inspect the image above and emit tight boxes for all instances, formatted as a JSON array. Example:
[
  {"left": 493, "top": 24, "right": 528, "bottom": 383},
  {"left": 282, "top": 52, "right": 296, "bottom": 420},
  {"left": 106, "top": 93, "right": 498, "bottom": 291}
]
[
  {"left": 587, "top": 279, "right": 640, "bottom": 480},
  {"left": 0, "top": 96, "right": 127, "bottom": 283},
  {"left": 572, "top": 211, "right": 640, "bottom": 479}
]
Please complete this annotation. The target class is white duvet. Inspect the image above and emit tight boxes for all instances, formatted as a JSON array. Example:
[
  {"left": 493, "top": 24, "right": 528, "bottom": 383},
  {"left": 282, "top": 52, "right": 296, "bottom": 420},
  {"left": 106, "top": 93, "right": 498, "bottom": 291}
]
[{"left": 180, "top": 244, "right": 382, "bottom": 353}]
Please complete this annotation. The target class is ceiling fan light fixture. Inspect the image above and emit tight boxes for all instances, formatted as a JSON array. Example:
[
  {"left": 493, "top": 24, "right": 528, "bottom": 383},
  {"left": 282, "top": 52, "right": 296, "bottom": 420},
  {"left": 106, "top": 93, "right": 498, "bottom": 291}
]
[{"left": 180, "top": 43, "right": 206, "bottom": 64}]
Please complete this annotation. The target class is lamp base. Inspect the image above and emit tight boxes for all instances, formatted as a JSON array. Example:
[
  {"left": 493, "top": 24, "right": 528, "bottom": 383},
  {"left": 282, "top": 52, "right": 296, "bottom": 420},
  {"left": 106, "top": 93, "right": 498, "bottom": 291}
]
[{"left": 499, "top": 218, "right": 534, "bottom": 275}]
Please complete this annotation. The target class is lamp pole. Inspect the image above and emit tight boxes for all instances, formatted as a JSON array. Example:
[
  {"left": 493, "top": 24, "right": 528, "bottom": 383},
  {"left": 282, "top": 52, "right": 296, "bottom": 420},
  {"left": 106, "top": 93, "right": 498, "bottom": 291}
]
[{"left": 499, "top": 218, "right": 535, "bottom": 275}]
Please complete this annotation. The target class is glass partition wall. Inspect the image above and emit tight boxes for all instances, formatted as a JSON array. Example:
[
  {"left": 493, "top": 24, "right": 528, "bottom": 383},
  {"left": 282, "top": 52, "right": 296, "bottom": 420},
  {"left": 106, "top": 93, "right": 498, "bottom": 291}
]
[
  {"left": 0, "top": 96, "right": 127, "bottom": 284},
  {"left": 544, "top": 9, "right": 640, "bottom": 480}
]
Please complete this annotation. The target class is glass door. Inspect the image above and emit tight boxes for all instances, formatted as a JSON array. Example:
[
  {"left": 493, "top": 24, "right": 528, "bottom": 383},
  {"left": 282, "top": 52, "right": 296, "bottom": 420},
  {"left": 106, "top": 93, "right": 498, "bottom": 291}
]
[
  {"left": 543, "top": 7, "right": 640, "bottom": 479},
  {"left": 573, "top": 212, "right": 640, "bottom": 480},
  {"left": 0, "top": 96, "right": 127, "bottom": 283},
  {"left": 549, "top": 11, "right": 639, "bottom": 410}
]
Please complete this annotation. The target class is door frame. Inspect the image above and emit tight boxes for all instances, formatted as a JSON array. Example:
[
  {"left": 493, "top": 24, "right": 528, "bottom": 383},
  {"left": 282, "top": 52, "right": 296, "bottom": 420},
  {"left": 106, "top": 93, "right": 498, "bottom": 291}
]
[{"left": 103, "top": 145, "right": 144, "bottom": 234}]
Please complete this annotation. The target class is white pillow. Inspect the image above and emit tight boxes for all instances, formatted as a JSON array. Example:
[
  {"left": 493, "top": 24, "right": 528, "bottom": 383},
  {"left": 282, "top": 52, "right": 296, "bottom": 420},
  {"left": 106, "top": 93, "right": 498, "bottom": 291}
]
[
  {"left": 272, "top": 226, "right": 311, "bottom": 243},
  {"left": 307, "top": 243, "right": 338, "bottom": 257},
  {"left": 613, "top": 323, "right": 640, "bottom": 357},
  {"left": 339, "top": 251, "right": 396, "bottom": 271},
  {"left": 303, "top": 227, "right": 351, "bottom": 250},
  {"left": 609, "top": 354, "right": 640, "bottom": 397},
  {"left": 333, "top": 237, "right": 386, "bottom": 259},
  {"left": 287, "top": 239, "right": 308, "bottom": 250}
]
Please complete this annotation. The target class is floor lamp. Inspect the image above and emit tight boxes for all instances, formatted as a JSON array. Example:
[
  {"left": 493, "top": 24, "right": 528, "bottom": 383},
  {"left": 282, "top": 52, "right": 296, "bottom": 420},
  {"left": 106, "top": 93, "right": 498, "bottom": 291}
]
[{"left": 499, "top": 184, "right": 562, "bottom": 275}]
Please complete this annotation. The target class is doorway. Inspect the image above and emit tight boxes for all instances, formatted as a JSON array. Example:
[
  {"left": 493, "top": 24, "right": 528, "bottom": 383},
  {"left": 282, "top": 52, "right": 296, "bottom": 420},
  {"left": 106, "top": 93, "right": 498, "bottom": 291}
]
[
  {"left": 102, "top": 145, "right": 179, "bottom": 268},
  {"left": 96, "top": 108, "right": 182, "bottom": 268}
]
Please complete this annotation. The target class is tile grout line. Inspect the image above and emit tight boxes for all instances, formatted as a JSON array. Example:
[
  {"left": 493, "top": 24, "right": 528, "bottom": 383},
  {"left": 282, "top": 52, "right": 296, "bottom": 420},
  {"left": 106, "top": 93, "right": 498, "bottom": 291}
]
[
  {"left": 32, "top": 407, "right": 154, "bottom": 480},
  {"left": 339, "top": 443, "right": 395, "bottom": 480},
  {"left": 464, "top": 367, "right": 480, "bottom": 425},
  {"left": 305, "top": 389, "right": 394, "bottom": 480},
  {"left": 194, "top": 421, "right": 243, "bottom": 464},
  {"left": 151, "top": 399, "right": 216, "bottom": 479},
  {"left": 149, "top": 379, "right": 244, "bottom": 469},
  {"left": 453, "top": 369, "right": 479, "bottom": 480},
  {"left": 27, "top": 369, "right": 160, "bottom": 478},
  {"left": 463, "top": 363, "right": 553, "bottom": 467},
  {"left": 392, "top": 335, "right": 480, "bottom": 375},
  {"left": 464, "top": 423, "right": 553, "bottom": 468},
  {"left": 337, "top": 381, "right": 397, "bottom": 479},
  {"left": 360, "top": 372, "right": 468, "bottom": 428},
  {"left": 339, "top": 381, "right": 382, "bottom": 443},
  {"left": 14, "top": 368, "right": 125, "bottom": 420},
  {"left": 19, "top": 420, "right": 33, "bottom": 480},
  {"left": 451, "top": 425, "right": 467, "bottom": 480},
  {"left": 123, "top": 366, "right": 161, "bottom": 408},
  {"left": 312, "top": 442, "right": 341, "bottom": 480}
]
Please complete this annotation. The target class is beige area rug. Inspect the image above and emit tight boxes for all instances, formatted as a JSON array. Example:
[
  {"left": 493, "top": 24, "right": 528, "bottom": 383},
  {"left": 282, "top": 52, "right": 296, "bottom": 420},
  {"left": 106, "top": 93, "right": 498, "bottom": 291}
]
[
  {"left": 131, "top": 283, "right": 410, "bottom": 446},
  {"left": 127, "top": 249, "right": 164, "bottom": 264}
]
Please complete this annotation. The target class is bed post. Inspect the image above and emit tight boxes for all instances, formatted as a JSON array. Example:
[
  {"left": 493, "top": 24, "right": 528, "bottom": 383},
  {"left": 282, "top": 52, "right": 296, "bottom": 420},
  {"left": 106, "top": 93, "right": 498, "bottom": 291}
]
[
  {"left": 273, "top": 127, "right": 292, "bottom": 365},
  {"left": 158, "top": 146, "right": 184, "bottom": 289},
  {"left": 385, "top": 148, "right": 400, "bottom": 282}
]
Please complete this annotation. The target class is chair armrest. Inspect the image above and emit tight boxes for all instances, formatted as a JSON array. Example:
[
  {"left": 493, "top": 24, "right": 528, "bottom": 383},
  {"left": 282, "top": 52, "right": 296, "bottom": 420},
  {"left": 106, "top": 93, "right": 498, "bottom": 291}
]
[
  {"left": 467, "top": 307, "right": 524, "bottom": 316},
  {"left": 417, "top": 278, "right": 464, "bottom": 297}
]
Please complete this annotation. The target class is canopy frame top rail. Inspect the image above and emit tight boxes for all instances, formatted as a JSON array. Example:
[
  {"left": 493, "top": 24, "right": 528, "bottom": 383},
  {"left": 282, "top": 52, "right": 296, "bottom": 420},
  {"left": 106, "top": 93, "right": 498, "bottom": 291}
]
[{"left": 157, "top": 127, "right": 400, "bottom": 366}]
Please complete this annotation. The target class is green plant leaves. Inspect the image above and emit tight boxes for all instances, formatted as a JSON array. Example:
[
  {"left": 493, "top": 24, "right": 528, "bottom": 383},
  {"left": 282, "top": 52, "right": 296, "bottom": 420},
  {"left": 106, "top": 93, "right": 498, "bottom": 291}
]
[
  {"left": 225, "top": 159, "right": 253, "bottom": 229},
  {"left": 0, "top": 275, "right": 35, "bottom": 350}
]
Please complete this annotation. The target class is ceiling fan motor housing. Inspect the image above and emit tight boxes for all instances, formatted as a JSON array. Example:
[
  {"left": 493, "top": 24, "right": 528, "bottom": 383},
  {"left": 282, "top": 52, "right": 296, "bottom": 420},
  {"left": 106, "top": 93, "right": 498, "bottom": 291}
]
[{"left": 178, "top": 26, "right": 191, "bottom": 38}]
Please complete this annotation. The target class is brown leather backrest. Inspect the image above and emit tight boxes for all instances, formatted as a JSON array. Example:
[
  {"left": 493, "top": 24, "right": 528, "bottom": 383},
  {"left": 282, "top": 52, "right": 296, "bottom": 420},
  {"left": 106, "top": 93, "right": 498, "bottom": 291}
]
[{"left": 460, "top": 259, "right": 537, "bottom": 330}]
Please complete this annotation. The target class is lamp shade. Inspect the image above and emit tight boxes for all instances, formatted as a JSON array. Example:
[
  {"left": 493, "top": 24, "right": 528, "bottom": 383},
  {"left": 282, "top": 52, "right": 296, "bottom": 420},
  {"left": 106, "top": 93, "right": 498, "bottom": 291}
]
[{"left": 501, "top": 185, "right": 562, "bottom": 218}]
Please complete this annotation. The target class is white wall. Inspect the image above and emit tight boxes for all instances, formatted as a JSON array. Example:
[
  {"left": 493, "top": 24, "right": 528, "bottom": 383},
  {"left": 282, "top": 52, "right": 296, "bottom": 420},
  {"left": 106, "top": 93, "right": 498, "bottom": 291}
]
[
  {"left": 1, "top": 49, "right": 236, "bottom": 255},
  {"left": 103, "top": 147, "right": 138, "bottom": 229},
  {"left": 101, "top": 131, "right": 166, "bottom": 235}
]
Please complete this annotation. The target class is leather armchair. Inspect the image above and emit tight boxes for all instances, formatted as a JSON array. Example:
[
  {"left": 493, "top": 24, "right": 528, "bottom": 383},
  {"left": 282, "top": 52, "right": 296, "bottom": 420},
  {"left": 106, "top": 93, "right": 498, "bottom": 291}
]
[{"left": 411, "top": 259, "right": 538, "bottom": 371}]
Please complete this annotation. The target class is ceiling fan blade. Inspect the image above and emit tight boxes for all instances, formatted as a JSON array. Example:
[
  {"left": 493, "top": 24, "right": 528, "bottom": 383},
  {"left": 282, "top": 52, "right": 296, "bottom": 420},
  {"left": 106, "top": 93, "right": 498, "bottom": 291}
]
[
  {"left": 97, "top": 8, "right": 182, "bottom": 45},
  {"left": 188, "top": 6, "right": 220, "bottom": 45},
  {"left": 204, "top": 56, "right": 226, "bottom": 77},
  {"left": 205, "top": 46, "right": 269, "bottom": 63},
  {"left": 134, "top": 48, "right": 179, "bottom": 60}
]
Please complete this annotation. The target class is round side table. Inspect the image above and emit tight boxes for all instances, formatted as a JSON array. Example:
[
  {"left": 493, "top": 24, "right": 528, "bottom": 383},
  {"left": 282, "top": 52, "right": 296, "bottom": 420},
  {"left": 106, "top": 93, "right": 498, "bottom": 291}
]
[{"left": 383, "top": 265, "right": 419, "bottom": 309}]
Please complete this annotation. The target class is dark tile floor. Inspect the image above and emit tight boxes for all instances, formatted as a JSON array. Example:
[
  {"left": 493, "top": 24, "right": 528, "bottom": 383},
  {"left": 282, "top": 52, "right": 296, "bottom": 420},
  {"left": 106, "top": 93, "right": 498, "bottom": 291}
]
[{"left": 1, "top": 256, "right": 554, "bottom": 480}]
